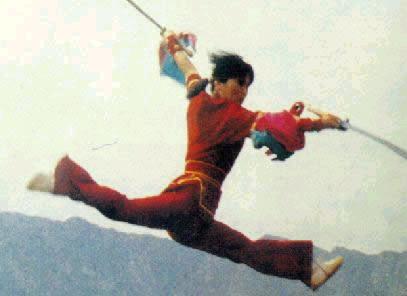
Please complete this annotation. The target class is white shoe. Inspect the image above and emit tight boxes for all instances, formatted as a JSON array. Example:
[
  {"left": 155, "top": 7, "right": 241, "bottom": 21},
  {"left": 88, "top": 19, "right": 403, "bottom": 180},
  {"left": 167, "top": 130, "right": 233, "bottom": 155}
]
[
  {"left": 26, "top": 172, "right": 55, "bottom": 193},
  {"left": 309, "top": 256, "right": 344, "bottom": 291}
]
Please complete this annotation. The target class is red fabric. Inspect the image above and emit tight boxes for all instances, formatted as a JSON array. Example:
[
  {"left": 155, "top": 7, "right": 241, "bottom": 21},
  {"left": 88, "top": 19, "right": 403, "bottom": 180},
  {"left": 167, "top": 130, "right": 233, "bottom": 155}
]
[
  {"left": 289, "top": 101, "right": 305, "bottom": 116},
  {"left": 255, "top": 111, "right": 303, "bottom": 151},
  {"left": 52, "top": 91, "right": 313, "bottom": 283},
  {"left": 186, "top": 91, "right": 257, "bottom": 178},
  {"left": 255, "top": 111, "right": 323, "bottom": 152}
]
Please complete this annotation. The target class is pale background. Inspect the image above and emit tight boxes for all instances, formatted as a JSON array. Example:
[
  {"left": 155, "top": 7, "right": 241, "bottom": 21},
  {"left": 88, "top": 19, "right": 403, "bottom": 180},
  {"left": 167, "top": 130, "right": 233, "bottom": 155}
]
[{"left": 1, "top": 0, "right": 406, "bottom": 254}]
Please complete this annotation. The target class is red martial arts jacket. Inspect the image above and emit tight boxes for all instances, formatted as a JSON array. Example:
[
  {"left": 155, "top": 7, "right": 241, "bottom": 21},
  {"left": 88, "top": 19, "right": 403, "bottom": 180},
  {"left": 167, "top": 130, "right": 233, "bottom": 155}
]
[{"left": 185, "top": 90, "right": 258, "bottom": 181}]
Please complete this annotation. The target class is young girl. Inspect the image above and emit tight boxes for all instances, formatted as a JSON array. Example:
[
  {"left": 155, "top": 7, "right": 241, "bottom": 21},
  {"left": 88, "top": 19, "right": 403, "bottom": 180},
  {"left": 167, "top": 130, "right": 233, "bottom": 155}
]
[{"left": 28, "top": 30, "right": 344, "bottom": 291}]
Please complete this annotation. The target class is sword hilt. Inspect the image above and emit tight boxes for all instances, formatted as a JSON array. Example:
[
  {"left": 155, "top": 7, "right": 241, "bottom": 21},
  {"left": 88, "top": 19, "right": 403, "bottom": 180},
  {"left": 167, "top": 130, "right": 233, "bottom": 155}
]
[
  {"left": 338, "top": 118, "right": 350, "bottom": 131},
  {"left": 161, "top": 29, "right": 194, "bottom": 57}
]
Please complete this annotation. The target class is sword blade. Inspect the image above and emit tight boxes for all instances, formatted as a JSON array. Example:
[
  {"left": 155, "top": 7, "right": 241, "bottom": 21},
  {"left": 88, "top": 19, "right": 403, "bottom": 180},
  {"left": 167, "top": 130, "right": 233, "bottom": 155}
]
[
  {"left": 349, "top": 124, "right": 407, "bottom": 160},
  {"left": 124, "top": 0, "right": 165, "bottom": 32}
]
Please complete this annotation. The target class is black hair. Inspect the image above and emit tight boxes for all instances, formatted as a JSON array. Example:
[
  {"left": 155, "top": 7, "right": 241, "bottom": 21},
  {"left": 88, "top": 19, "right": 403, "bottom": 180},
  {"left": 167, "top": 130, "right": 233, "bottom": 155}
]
[{"left": 209, "top": 52, "right": 254, "bottom": 91}]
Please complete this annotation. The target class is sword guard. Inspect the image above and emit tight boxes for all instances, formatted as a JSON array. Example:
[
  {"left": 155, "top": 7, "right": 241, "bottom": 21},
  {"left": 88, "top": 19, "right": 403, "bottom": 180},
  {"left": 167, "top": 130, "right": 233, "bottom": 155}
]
[{"left": 338, "top": 118, "right": 350, "bottom": 131}]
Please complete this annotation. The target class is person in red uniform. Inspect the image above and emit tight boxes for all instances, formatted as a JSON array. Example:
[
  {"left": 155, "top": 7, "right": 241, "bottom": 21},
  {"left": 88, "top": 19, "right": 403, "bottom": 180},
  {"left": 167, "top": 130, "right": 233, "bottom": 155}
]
[{"left": 27, "top": 31, "right": 344, "bottom": 291}]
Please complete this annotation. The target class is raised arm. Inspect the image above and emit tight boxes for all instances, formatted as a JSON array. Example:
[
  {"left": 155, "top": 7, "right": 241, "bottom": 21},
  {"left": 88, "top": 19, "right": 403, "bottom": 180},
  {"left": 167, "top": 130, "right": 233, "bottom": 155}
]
[{"left": 162, "top": 30, "right": 201, "bottom": 93}]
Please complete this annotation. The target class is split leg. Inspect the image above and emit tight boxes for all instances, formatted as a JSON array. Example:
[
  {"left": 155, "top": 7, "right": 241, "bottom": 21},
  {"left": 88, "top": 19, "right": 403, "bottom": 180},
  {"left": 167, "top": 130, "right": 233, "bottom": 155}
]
[
  {"left": 169, "top": 219, "right": 313, "bottom": 283},
  {"left": 169, "top": 219, "right": 343, "bottom": 290},
  {"left": 28, "top": 155, "right": 198, "bottom": 230}
]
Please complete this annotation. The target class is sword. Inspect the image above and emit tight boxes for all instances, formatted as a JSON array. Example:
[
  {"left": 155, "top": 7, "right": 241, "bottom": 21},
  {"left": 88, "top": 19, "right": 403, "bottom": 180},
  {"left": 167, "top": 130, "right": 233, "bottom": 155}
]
[
  {"left": 307, "top": 105, "right": 406, "bottom": 160},
  {"left": 123, "top": 0, "right": 194, "bottom": 57},
  {"left": 346, "top": 121, "right": 407, "bottom": 160}
]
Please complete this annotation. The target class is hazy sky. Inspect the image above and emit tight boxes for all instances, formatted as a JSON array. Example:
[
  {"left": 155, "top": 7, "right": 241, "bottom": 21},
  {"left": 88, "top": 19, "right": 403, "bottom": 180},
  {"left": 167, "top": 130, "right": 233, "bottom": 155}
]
[{"left": 1, "top": 0, "right": 406, "bottom": 254}]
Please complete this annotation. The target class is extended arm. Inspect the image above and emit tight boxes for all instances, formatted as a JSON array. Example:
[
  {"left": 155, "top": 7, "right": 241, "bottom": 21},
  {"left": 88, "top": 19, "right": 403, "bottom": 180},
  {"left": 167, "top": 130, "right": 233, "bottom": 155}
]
[{"left": 300, "top": 105, "right": 343, "bottom": 131}]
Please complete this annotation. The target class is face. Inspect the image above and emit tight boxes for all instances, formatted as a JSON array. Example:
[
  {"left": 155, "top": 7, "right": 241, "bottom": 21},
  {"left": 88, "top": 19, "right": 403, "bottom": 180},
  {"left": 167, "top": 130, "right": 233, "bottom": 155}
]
[{"left": 213, "top": 76, "right": 251, "bottom": 105}]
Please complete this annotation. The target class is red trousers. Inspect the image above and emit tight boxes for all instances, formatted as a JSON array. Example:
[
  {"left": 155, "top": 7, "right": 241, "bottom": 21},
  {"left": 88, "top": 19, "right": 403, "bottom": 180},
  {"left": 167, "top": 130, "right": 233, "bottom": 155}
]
[{"left": 54, "top": 156, "right": 312, "bottom": 283}]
